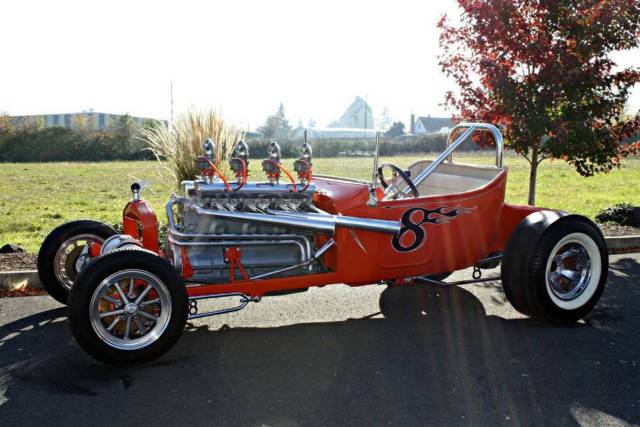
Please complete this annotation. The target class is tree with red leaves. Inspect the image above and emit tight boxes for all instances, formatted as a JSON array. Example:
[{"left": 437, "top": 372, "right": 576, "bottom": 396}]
[{"left": 439, "top": 0, "right": 640, "bottom": 205}]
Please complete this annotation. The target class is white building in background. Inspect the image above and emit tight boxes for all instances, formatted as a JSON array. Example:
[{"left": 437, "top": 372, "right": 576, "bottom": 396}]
[
  {"left": 410, "top": 114, "right": 453, "bottom": 135},
  {"left": 289, "top": 96, "right": 377, "bottom": 139},
  {"left": 328, "top": 96, "right": 374, "bottom": 129},
  {"left": 10, "top": 110, "right": 163, "bottom": 130},
  {"left": 292, "top": 127, "right": 377, "bottom": 140}
]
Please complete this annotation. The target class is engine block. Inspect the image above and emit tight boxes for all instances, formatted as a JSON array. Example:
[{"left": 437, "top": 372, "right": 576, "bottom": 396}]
[
  {"left": 165, "top": 137, "right": 324, "bottom": 284},
  {"left": 164, "top": 138, "right": 399, "bottom": 285},
  {"left": 167, "top": 181, "right": 321, "bottom": 283}
]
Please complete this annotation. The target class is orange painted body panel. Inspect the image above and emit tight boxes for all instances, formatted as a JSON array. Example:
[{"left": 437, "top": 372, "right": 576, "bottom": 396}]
[
  {"left": 122, "top": 199, "right": 161, "bottom": 254},
  {"left": 121, "top": 169, "right": 546, "bottom": 298},
  {"left": 312, "top": 172, "right": 511, "bottom": 284}
]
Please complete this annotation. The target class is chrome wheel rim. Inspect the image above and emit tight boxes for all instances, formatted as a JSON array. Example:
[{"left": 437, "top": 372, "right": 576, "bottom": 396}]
[
  {"left": 547, "top": 243, "right": 591, "bottom": 300},
  {"left": 545, "top": 232, "right": 601, "bottom": 310},
  {"left": 54, "top": 234, "right": 104, "bottom": 290},
  {"left": 89, "top": 269, "right": 172, "bottom": 351}
]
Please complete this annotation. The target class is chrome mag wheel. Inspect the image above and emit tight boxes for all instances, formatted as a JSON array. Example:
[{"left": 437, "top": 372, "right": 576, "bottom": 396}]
[
  {"left": 545, "top": 232, "right": 602, "bottom": 311},
  {"left": 89, "top": 269, "right": 172, "bottom": 351},
  {"left": 54, "top": 234, "right": 103, "bottom": 290}
]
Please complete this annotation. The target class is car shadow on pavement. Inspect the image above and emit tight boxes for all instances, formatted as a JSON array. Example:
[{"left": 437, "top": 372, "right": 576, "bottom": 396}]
[{"left": 0, "top": 257, "right": 639, "bottom": 426}]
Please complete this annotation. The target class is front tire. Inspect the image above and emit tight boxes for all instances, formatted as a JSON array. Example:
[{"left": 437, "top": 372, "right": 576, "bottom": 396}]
[
  {"left": 502, "top": 213, "right": 608, "bottom": 323},
  {"left": 37, "top": 220, "right": 116, "bottom": 304},
  {"left": 68, "top": 249, "right": 188, "bottom": 365}
]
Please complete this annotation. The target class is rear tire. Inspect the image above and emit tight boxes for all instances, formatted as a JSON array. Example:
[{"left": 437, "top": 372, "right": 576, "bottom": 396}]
[
  {"left": 501, "top": 213, "right": 608, "bottom": 323},
  {"left": 68, "top": 249, "right": 188, "bottom": 365},
  {"left": 37, "top": 220, "right": 116, "bottom": 304}
]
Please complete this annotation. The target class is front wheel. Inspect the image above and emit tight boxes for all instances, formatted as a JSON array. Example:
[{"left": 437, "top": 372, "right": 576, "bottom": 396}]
[
  {"left": 502, "top": 213, "right": 608, "bottom": 323},
  {"left": 68, "top": 249, "right": 188, "bottom": 365},
  {"left": 37, "top": 220, "right": 117, "bottom": 304}
]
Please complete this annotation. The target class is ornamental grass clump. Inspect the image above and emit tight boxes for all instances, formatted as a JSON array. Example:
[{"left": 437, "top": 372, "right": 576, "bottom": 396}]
[{"left": 138, "top": 109, "right": 244, "bottom": 188}]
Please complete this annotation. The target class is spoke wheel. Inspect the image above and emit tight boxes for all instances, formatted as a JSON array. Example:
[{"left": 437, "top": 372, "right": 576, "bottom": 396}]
[
  {"left": 38, "top": 220, "right": 117, "bottom": 305},
  {"left": 69, "top": 249, "right": 187, "bottom": 365},
  {"left": 54, "top": 234, "right": 104, "bottom": 290},
  {"left": 90, "top": 269, "right": 172, "bottom": 351}
]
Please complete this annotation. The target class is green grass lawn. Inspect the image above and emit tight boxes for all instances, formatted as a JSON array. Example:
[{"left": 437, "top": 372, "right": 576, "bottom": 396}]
[{"left": 1, "top": 153, "right": 638, "bottom": 253}]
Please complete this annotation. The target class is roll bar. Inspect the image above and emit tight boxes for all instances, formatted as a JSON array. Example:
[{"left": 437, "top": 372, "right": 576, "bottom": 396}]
[{"left": 398, "top": 122, "right": 504, "bottom": 197}]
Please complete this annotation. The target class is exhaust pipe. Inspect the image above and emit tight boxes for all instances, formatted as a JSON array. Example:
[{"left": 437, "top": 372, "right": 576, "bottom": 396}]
[
  {"left": 191, "top": 205, "right": 335, "bottom": 234},
  {"left": 266, "top": 209, "right": 401, "bottom": 235},
  {"left": 190, "top": 205, "right": 401, "bottom": 235}
]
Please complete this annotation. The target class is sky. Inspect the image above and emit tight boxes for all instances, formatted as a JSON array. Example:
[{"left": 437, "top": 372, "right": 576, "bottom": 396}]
[{"left": 1, "top": 0, "right": 638, "bottom": 130}]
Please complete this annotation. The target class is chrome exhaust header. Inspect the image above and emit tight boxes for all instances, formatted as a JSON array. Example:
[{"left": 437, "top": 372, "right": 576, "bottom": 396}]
[
  {"left": 266, "top": 209, "right": 401, "bottom": 235},
  {"left": 191, "top": 204, "right": 336, "bottom": 234},
  {"left": 189, "top": 204, "right": 401, "bottom": 235}
]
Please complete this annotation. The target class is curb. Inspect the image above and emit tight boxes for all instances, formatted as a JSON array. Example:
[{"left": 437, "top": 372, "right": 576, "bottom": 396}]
[
  {"left": 0, "top": 270, "right": 41, "bottom": 291},
  {"left": 1, "top": 236, "right": 639, "bottom": 292},
  {"left": 604, "top": 235, "right": 640, "bottom": 252}
]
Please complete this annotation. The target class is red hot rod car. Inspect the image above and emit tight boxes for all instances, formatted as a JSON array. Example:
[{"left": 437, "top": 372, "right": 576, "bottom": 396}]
[{"left": 37, "top": 123, "right": 608, "bottom": 365}]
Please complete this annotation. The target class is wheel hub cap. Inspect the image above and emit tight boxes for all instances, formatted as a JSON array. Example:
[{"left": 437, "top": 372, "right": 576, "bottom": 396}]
[
  {"left": 547, "top": 242, "right": 592, "bottom": 301},
  {"left": 124, "top": 303, "right": 139, "bottom": 316}
]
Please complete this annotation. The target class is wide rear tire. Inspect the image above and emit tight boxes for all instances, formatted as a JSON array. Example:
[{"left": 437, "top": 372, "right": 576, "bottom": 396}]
[
  {"left": 68, "top": 249, "right": 188, "bottom": 365},
  {"left": 37, "top": 220, "right": 116, "bottom": 304},
  {"left": 501, "top": 212, "right": 608, "bottom": 323}
]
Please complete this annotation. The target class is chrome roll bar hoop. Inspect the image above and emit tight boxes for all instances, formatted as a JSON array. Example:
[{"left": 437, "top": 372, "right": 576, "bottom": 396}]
[{"left": 400, "top": 122, "right": 504, "bottom": 197}]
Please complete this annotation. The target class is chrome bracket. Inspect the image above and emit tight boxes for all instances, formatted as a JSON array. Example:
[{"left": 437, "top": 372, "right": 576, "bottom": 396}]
[
  {"left": 416, "top": 275, "right": 501, "bottom": 286},
  {"left": 187, "top": 292, "right": 261, "bottom": 320}
]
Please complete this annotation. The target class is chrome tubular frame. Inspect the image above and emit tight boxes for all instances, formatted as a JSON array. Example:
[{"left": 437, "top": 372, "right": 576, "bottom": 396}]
[
  {"left": 446, "top": 122, "right": 504, "bottom": 167},
  {"left": 398, "top": 122, "right": 504, "bottom": 197}
]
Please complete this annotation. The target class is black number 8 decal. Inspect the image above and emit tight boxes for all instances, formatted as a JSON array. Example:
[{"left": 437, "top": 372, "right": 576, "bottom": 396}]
[
  {"left": 392, "top": 208, "right": 430, "bottom": 252},
  {"left": 392, "top": 206, "right": 473, "bottom": 252}
]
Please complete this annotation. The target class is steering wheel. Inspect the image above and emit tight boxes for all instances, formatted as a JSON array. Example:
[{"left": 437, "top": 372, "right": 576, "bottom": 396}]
[{"left": 377, "top": 163, "right": 419, "bottom": 198}]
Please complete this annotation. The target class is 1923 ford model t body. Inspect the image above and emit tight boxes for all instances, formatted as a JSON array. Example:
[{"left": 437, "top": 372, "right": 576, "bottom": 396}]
[{"left": 37, "top": 123, "right": 608, "bottom": 365}]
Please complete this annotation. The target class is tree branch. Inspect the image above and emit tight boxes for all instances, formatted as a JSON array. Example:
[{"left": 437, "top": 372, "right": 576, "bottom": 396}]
[
  {"left": 519, "top": 152, "right": 532, "bottom": 164},
  {"left": 537, "top": 153, "right": 551, "bottom": 165}
]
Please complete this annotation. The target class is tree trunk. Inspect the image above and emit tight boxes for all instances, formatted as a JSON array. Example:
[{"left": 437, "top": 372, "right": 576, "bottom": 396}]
[{"left": 528, "top": 146, "right": 538, "bottom": 206}]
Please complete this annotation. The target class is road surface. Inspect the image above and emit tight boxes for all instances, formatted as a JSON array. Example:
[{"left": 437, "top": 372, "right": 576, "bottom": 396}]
[{"left": 0, "top": 254, "right": 639, "bottom": 426}]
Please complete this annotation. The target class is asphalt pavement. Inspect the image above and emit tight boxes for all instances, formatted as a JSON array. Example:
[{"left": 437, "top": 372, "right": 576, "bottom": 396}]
[{"left": 0, "top": 254, "right": 639, "bottom": 426}]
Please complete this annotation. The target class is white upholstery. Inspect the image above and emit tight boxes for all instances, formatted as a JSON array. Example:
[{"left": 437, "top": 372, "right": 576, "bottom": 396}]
[{"left": 394, "top": 160, "right": 503, "bottom": 196}]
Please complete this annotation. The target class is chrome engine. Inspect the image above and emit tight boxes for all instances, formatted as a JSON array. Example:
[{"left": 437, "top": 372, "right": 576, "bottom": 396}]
[
  {"left": 165, "top": 138, "right": 400, "bottom": 284},
  {"left": 166, "top": 139, "right": 320, "bottom": 283}
]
